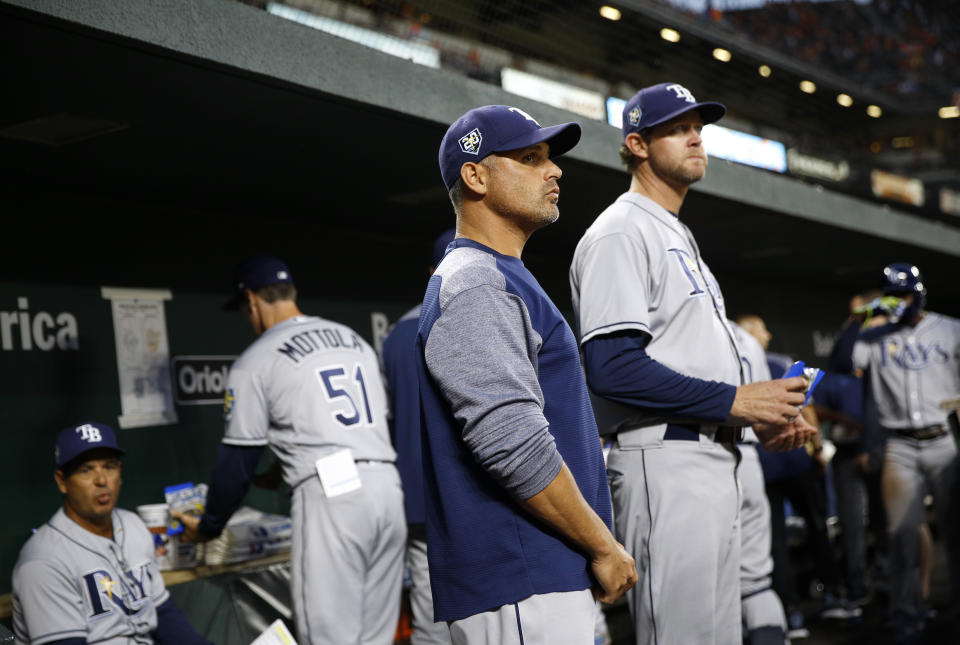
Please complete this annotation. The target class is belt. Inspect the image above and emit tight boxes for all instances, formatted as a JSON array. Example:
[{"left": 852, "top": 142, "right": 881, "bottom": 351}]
[
  {"left": 664, "top": 423, "right": 743, "bottom": 443},
  {"left": 891, "top": 426, "right": 947, "bottom": 441}
]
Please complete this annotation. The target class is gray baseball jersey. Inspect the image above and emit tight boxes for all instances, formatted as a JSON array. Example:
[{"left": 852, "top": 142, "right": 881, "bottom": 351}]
[
  {"left": 853, "top": 312, "right": 960, "bottom": 429},
  {"left": 13, "top": 507, "right": 168, "bottom": 644},
  {"left": 570, "top": 191, "right": 744, "bottom": 644},
  {"left": 852, "top": 311, "right": 960, "bottom": 630},
  {"left": 570, "top": 192, "right": 742, "bottom": 433},
  {"left": 223, "top": 314, "right": 396, "bottom": 487},
  {"left": 222, "top": 313, "right": 404, "bottom": 644}
]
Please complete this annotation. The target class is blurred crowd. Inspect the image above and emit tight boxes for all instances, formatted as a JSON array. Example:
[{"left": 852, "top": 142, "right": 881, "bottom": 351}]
[{"left": 702, "top": 0, "right": 960, "bottom": 104}]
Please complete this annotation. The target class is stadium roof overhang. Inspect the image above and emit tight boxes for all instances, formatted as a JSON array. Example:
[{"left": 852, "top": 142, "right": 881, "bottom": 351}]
[{"left": 2, "top": 0, "right": 958, "bottom": 311}]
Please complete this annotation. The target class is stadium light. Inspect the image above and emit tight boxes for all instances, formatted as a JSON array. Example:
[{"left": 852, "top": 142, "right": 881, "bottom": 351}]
[
  {"left": 599, "top": 6, "right": 622, "bottom": 21},
  {"left": 712, "top": 48, "right": 732, "bottom": 62},
  {"left": 867, "top": 104, "right": 883, "bottom": 118},
  {"left": 799, "top": 80, "right": 816, "bottom": 94},
  {"left": 758, "top": 65, "right": 771, "bottom": 78},
  {"left": 939, "top": 106, "right": 960, "bottom": 119},
  {"left": 836, "top": 93, "right": 853, "bottom": 107},
  {"left": 660, "top": 28, "right": 680, "bottom": 43}
]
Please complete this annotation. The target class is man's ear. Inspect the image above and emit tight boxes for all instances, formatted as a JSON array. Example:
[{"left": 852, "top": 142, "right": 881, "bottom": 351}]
[
  {"left": 624, "top": 132, "right": 649, "bottom": 162},
  {"left": 55, "top": 469, "right": 67, "bottom": 495},
  {"left": 244, "top": 289, "right": 261, "bottom": 317},
  {"left": 460, "top": 161, "right": 490, "bottom": 196}
]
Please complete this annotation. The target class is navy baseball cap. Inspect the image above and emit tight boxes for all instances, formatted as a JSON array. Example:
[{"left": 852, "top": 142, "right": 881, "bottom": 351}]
[
  {"left": 621, "top": 82, "right": 726, "bottom": 139},
  {"left": 55, "top": 422, "right": 124, "bottom": 469},
  {"left": 431, "top": 228, "right": 457, "bottom": 267},
  {"left": 223, "top": 255, "right": 294, "bottom": 310},
  {"left": 439, "top": 105, "right": 582, "bottom": 190}
]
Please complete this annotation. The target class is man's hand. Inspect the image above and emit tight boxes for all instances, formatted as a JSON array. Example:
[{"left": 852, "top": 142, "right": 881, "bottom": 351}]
[
  {"left": 591, "top": 540, "right": 638, "bottom": 604},
  {"left": 728, "top": 378, "right": 808, "bottom": 426},
  {"left": 517, "top": 463, "right": 637, "bottom": 604},
  {"left": 170, "top": 510, "right": 210, "bottom": 543},
  {"left": 754, "top": 415, "right": 819, "bottom": 452}
]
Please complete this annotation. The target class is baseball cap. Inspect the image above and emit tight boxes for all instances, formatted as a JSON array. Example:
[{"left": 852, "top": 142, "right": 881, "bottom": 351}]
[
  {"left": 55, "top": 422, "right": 125, "bottom": 469},
  {"left": 621, "top": 82, "right": 726, "bottom": 139},
  {"left": 223, "top": 255, "right": 294, "bottom": 310},
  {"left": 439, "top": 105, "right": 582, "bottom": 190},
  {"left": 431, "top": 228, "right": 457, "bottom": 267}
]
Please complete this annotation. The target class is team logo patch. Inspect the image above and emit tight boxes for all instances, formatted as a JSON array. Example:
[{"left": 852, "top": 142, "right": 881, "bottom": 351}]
[
  {"left": 224, "top": 387, "right": 236, "bottom": 421},
  {"left": 628, "top": 106, "right": 642, "bottom": 126},
  {"left": 458, "top": 128, "right": 482, "bottom": 155}
]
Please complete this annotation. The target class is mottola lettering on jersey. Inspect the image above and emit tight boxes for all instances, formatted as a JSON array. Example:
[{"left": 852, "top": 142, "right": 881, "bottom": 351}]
[{"left": 276, "top": 326, "right": 364, "bottom": 364}]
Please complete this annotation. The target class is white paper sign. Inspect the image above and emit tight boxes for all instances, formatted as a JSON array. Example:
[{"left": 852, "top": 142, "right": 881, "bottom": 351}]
[
  {"left": 315, "top": 449, "right": 362, "bottom": 497},
  {"left": 101, "top": 287, "right": 177, "bottom": 429}
]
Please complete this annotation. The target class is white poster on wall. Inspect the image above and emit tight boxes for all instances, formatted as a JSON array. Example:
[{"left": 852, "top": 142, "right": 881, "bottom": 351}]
[{"left": 101, "top": 287, "right": 177, "bottom": 429}]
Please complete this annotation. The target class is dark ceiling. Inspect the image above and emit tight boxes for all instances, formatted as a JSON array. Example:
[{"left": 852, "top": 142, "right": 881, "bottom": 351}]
[{"left": 1, "top": 2, "right": 957, "bottom": 317}]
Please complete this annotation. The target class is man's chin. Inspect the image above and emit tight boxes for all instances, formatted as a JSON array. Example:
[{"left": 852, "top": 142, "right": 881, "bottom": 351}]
[
  {"left": 92, "top": 499, "right": 117, "bottom": 515},
  {"left": 536, "top": 213, "right": 560, "bottom": 229}
]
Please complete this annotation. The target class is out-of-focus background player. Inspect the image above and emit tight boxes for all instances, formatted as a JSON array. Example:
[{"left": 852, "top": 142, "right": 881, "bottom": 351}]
[{"left": 850, "top": 263, "right": 960, "bottom": 645}]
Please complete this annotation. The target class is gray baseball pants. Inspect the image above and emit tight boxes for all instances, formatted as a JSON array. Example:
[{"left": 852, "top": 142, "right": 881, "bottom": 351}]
[
  {"left": 739, "top": 444, "right": 787, "bottom": 644},
  {"left": 291, "top": 462, "right": 406, "bottom": 645},
  {"left": 883, "top": 433, "right": 957, "bottom": 630},
  {"left": 608, "top": 427, "right": 742, "bottom": 645},
  {"left": 449, "top": 589, "right": 595, "bottom": 645}
]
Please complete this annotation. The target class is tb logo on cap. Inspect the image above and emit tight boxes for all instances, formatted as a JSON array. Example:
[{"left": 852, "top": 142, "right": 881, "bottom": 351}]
[
  {"left": 666, "top": 84, "right": 696, "bottom": 103},
  {"left": 76, "top": 423, "right": 103, "bottom": 443}
]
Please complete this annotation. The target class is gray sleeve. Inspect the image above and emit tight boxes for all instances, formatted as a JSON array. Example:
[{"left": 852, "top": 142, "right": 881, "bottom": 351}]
[
  {"left": 13, "top": 560, "right": 88, "bottom": 643},
  {"left": 424, "top": 284, "right": 563, "bottom": 500},
  {"left": 573, "top": 233, "right": 651, "bottom": 344},
  {"left": 222, "top": 366, "right": 270, "bottom": 446}
]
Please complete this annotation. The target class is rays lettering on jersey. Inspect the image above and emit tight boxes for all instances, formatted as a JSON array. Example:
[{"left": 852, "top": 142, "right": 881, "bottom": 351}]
[
  {"left": 881, "top": 338, "right": 951, "bottom": 370},
  {"left": 82, "top": 563, "right": 153, "bottom": 617},
  {"left": 667, "top": 248, "right": 705, "bottom": 296},
  {"left": 277, "top": 327, "right": 363, "bottom": 364},
  {"left": 667, "top": 248, "right": 726, "bottom": 310}
]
